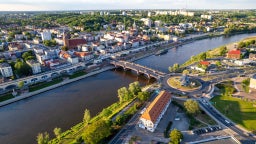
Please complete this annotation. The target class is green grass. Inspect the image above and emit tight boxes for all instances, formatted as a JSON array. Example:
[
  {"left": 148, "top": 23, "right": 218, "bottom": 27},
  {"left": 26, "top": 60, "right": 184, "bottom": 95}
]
[
  {"left": 167, "top": 77, "right": 201, "bottom": 91},
  {"left": 69, "top": 71, "right": 86, "bottom": 79},
  {"left": 211, "top": 95, "right": 256, "bottom": 131},
  {"left": 0, "top": 93, "right": 14, "bottom": 102},
  {"left": 29, "top": 78, "right": 63, "bottom": 92}
]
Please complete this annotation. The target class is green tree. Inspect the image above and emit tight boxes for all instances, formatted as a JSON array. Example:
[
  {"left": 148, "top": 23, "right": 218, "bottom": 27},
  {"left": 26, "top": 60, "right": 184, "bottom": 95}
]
[
  {"left": 36, "top": 132, "right": 49, "bottom": 144},
  {"left": 169, "top": 129, "right": 183, "bottom": 144},
  {"left": 14, "top": 59, "right": 32, "bottom": 76},
  {"left": 137, "top": 91, "right": 150, "bottom": 101},
  {"left": 61, "top": 46, "right": 68, "bottom": 51},
  {"left": 53, "top": 127, "right": 62, "bottom": 141},
  {"left": 219, "top": 46, "right": 227, "bottom": 56},
  {"left": 182, "top": 69, "right": 189, "bottom": 75},
  {"left": 83, "top": 109, "right": 91, "bottom": 125},
  {"left": 83, "top": 120, "right": 112, "bottom": 144},
  {"left": 184, "top": 99, "right": 200, "bottom": 115},
  {"left": 118, "top": 87, "right": 132, "bottom": 102},
  {"left": 169, "top": 63, "right": 180, "bottom": 72},
  {"left": 18, "top": 81, "right": 24, "bottom": 89},
  {"left": 128, "top": 81, "right": 141, "bottom": 96},
  {"left": 215, "top": 61, "right": 222, "bottom": 67}
]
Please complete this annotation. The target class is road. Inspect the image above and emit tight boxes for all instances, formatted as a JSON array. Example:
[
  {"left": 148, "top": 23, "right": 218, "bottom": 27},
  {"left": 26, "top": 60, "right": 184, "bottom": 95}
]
[{"left": 199, "top": 99, "right": 256, "bottom": 144}]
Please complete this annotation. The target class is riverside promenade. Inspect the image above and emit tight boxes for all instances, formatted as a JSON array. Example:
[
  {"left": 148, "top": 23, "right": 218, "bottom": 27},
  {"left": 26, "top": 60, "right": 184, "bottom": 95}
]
[{"left": 0, "top": 66, "right": 114, "bottom": 107}]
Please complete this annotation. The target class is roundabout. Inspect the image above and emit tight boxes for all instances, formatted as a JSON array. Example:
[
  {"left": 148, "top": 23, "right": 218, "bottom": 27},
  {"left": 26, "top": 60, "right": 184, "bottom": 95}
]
[{"left": 167, "top": 75, "right": 202, "bottom": 92}]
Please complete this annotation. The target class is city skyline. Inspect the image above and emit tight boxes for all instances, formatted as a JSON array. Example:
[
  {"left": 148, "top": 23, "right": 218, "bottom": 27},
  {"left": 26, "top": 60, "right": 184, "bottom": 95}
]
[{"left": 0, "top": 0, "right": 256, "bottom": 11}]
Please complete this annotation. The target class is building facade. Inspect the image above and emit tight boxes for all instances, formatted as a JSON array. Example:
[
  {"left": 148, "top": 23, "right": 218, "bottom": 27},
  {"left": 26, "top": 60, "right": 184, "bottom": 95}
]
[
  {"left": 138, "top": 91, "right": 171, "bottom": 132},
  {"left": 250, "top": 74, "right": 256, "bottom": 89},
  {"left": 41, "top": 30, "right": 52, "bottom": 41},
  {"left": 227, "top": 49, "right": 241, "bottom": 59},
  {"left": 26, "top": 60, "right": 42, "bottom": 74},
  {"left": 0, "top": 63, "right": 13, "bottom": 77}
]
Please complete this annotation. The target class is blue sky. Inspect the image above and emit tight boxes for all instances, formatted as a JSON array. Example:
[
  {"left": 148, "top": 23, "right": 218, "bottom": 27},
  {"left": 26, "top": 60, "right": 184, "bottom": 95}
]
[{"left": 0, "top": 0, "right": 255, "bottom": 11}]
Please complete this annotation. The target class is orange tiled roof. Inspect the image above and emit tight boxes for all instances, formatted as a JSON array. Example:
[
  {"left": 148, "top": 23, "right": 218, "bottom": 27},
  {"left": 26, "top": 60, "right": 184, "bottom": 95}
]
[
  {"left": 200, "top": 61, "right": 210, "bottom": 66},
  {"left": 228, "top": 49, "right": 241, "bottom": 55},
  {"left": 141, "top": 91, "right": 171, "bottom": 123},
  {"left": 74, "top": 52, "right": 89, "bottom": 57}
]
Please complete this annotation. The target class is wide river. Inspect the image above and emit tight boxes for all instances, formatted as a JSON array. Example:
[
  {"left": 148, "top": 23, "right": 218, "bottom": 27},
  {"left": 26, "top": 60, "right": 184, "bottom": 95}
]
[{"left": 0, "top": 33, "right": 255, "bottom": 144}]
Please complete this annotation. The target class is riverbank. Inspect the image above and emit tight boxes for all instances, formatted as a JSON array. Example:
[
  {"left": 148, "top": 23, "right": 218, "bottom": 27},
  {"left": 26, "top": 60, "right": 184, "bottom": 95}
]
[
  {"left": 0, "top": 32, "right": 224, "bottom": 107},
  {"left": 0, "top": 66, "right": 114, "bottom": 107}
]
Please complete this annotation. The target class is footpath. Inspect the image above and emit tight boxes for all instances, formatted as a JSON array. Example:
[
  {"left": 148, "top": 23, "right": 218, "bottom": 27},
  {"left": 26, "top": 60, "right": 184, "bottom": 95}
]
[{"left": 0, "top": 66, "right": 113, "bottom": 107}]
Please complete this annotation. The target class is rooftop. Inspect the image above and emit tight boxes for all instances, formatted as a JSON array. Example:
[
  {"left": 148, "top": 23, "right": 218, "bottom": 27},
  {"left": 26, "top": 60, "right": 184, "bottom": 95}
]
[
  {"left": 228, "top": 49, "right": 241, "bottom": 55},
  {"left": 141, "top": 91, "right": 171, "bottom": 123}
]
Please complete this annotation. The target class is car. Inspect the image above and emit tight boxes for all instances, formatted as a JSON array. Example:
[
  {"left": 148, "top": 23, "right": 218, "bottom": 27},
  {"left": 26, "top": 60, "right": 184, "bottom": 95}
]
[
  {"left": 175, "top": 116, "right": 181, "bottom": 121},
  {"left": 225, "top": 120, "right": 230, "bottom": 124}
]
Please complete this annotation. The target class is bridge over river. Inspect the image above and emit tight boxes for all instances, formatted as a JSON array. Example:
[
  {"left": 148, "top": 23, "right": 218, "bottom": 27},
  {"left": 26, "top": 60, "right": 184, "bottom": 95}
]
[{"left": 110, "top": 60, "right": 167, "bottom": 79}]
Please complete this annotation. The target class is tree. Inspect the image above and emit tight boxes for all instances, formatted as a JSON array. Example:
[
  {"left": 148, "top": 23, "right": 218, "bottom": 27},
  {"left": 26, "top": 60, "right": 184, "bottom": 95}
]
[
  {"left": 128, "top": 81, "right": 141, "bottom": 96},
  {"left": 169, "top": 129, "right": 183, "bottom": 144},
  {"left": 215, "top": 61, "right": 222, "bottom": 67},
  {"left": 219, "top": 46, "right": 227, "bottom": 56},
  {"left": 118, "top": 87, "right": 132, "bottom": 102},
  {"left": 198, "top": 52, "right": 207, "bottom": 60},
  {"left": 53, "top": 127, "right": 62, "bottom": 141},
  {"left": 83, "top": 109, "right": 91, "bottom": 125},
  {"left": 18, "top": 81, "right": 24, "bottom": 89},
  {"left": 14, "top": 59, "right": 32, "bottom": 76},
  {"left": 36, "top": 132, "right": 49, "bottom": 144},
  {"left": 137, "top": 91, "right": 150, "bottom": 101},
  {"left": 169, "top": 63, "right": 179, "bottom": 72},
  {"left": 182, "top": 69, "right": 189, "bottom": 75},
  {"left": 184, "top": 99, "right": 200, "bottom": 115},
  {"left": 61, "top": 46, "right": 68, "bottom": 51},
  {"left": 83, "top": 120, "right": 112, "bottom": 144}
]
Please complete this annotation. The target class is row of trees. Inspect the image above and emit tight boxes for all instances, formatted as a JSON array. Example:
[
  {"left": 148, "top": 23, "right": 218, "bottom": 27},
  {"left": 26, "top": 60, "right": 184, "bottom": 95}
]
[
  {"left": 117, "top": 81, "right": 141, "bottom": 103},
  {"left": 38, "top": 81, "right": 150, "bottom": 144}
]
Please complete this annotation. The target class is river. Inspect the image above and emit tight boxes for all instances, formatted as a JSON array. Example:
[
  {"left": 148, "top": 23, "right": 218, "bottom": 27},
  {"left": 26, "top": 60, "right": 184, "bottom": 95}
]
[{"left": 0, "top": 33, "right": 255, "bottom": 144}]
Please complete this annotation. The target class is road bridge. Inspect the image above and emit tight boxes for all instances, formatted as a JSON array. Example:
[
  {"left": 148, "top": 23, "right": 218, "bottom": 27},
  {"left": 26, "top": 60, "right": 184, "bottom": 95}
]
[{"left": 110, "top": 60, "right": 166, "bottom": 79}]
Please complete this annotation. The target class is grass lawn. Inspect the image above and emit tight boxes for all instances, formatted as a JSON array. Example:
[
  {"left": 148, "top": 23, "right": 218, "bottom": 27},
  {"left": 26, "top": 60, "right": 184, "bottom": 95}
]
[
  {"left": 211, "top": 95, "right": 256, "bottom": 131},
  {"left": 167, "top": 77, "right": 201, "bottom": 91},
  {"left": 0, "top": 93, "right": 14, "bottom": 102},
  {"left": 29, "top": 78, "right": 63, "bottom": 92},
  {"left": 69, "top": 71, "right": 86, "bottom": 79}
]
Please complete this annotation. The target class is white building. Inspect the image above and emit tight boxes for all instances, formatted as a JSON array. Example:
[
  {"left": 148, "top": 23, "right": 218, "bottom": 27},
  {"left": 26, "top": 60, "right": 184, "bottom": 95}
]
[
  {"left": 26, "top": 60, "right": 42, "bottom": 74},
  {"left": 201, "top": 15, "right": 212, "bottom": 20},
  {"left": 41, "top": 30, "right": 52, "bottom": 41},
  {"left": 141, "top": 18, "right": 152, "bottom": 27},
  {"left": 154, "top": 20, "right": 162, "bottom": 27},
  {"left": 0, "top": 63, "right": 13, "bottom": 77},
  {"left": 138, "top": 91, "right": 171, "bottom": 132},
  {"left": 250, "top": 74, "right": 256, "bottom": 89}
]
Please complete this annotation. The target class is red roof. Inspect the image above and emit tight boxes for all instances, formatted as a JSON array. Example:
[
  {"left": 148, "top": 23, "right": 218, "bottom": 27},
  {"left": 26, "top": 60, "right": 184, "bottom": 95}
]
[
  {"left": 200, "top": 61, "right": 210, "bottom": 66},
  {"left": 74, "top": 52, "right": 90, "bottom": 57},
  {"left": 68, "top": 39, "right": 86, "bottom": 47},
  {"left": 141, "top": 91, "right": 171, "bottom": 123},
  {"left": 228, "top": 49, "right": 241, "bottom": 55}
]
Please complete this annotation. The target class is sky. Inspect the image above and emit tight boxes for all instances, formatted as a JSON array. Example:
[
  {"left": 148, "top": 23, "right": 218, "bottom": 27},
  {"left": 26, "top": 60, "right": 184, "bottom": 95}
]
[{"left": 0, "top": 0, "right": 255, "bottom": 11}]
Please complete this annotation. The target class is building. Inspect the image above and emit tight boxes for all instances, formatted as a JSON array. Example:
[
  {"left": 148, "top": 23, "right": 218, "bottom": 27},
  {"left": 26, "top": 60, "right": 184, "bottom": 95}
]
[
  {"left": 250, "top": 74, "right": 256, "bottom": 89},
  {"left": 140, "top": 18, "right": 152, "bottom": 27},
  {"left": 0, "top": 63, "right": 13, "bottom": 77},
  {"left": 26, "top": 60, "right": 42, "bottom": 74},
  {"left": 201, "top": 15, "right": 212, "bottom": 20},
  {"left": 227, "top": 49, "right": 241, "bottom": 59},
  {"left": 63, "top": 33, "right": 87, "bottom": 49},
  {"left": 138, "top": 91, "right": 172, "bottom": 132},
  {"left": 249, "top": 53, "right": 256, "bottom": 61},
  {"left": 154, "top": 20, "right": 162, "bottom": 27},
  {"left": 41, "top": 30, "right": 52, "bottom": 41}
]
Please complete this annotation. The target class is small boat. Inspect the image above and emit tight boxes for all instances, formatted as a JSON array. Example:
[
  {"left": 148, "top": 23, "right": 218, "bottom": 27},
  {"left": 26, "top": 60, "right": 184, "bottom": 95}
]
[{"left": 155, "top": 49, "right": 168, "bottom": 56}]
